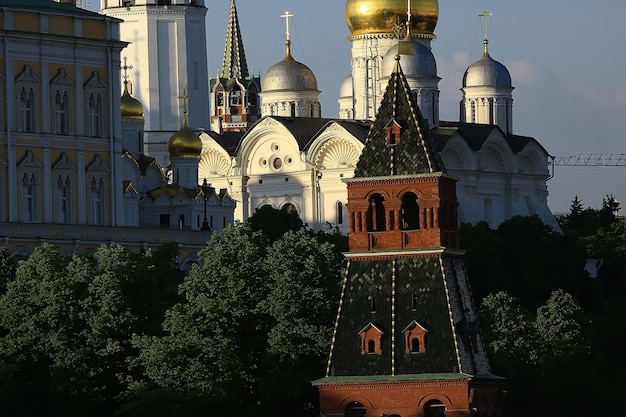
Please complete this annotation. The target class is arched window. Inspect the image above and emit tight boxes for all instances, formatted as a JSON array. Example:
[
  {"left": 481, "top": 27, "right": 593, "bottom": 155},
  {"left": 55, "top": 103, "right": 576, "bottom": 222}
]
[
  {"left": 90, "top": 177, "right": 106, "bottom": 225},
  {"left": 345, "top": 402, "right": 366, "bottom": 417},
  {"left": 281, "top": 203, "right": 297, "bottom": 215},
  {"left": 424, "top": 400, "right": 446, "bottom": 417},
  {"left": 411, "top": 337, "right": 420, "bottom": 353},
  {"left": 230, "top": 87, "right": 241, "bottom": 106},
  {"left": 368, "top": 194, "right": 386, "bottom": 231},
  {"left": 21, "top": 173, "right": 37, "bottom": 222},
  {"left": 336, "top": 201, "right": 344, "bottom": 224},
  {"left": 56, "top": 174, "right": 72, "bottom": 223},
  {"left": 84, "top": 71, "right": 107, "bottom": 138},
  {"left": 401, "top": 192, "right": 419, "bottom": 230},
  {"left": 19, "top": 87, "right": 36, "bottom": 132},
  {"left": 53, "top": 90, "right": 71, "bottom": 135},
  {"left": 367, "top": 339, "right": 376, "bottom": 353}
]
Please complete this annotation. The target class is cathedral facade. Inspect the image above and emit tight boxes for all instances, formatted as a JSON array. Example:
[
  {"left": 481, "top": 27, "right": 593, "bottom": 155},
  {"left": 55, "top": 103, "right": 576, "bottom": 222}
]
[{"left": 197, "top": 0, "right": 559, "bottom": 233}]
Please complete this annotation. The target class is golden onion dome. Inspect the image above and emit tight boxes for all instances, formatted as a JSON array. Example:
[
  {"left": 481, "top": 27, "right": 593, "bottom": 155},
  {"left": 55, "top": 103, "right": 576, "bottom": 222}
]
[
  {"left": 345, "top": 0, "right": 439, "bottom": 36},
  {"left": 168, "top": 117, "right": 202, "bottom": 158},
  {"left": 120, "top": 81, "right": 144, "bottom": 118}
]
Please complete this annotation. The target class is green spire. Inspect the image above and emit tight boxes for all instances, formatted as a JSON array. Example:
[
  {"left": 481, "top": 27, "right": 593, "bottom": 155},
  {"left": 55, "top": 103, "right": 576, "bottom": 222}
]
[
  {"left": 353, "top": 55, "right": 444, "bottom": 178},
  {"left": 221, "top": 0, "right": 249, "bottom": 79}
]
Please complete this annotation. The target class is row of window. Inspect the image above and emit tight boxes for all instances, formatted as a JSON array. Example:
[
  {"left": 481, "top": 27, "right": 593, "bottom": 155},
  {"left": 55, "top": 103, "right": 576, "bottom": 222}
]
[
  {"left": 11, "top": 151, "right": 109, "bottom": 225},
  {"left": 349, "top": 192, "right": 457, "bottom": 233},
  {"left": 11, "top": 65, "right": 107, "bottom": 137}
]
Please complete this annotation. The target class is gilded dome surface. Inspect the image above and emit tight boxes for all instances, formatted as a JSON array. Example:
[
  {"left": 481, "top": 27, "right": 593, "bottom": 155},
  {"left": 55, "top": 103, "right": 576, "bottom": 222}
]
[
  {"left": 345, "top": 0, "right": 439, "bottom": 36},
  {"left": 168, "top": 119, "right": 202, "bottom": 158},
  {"left": 262, "top": 42, "right": 318, "bottom": 92},
  {"left": 463, "top": 50, "right": 512, "bottom": 88},
  {"left": 120, "top": 82, "right": 144, "bottom": 118}
]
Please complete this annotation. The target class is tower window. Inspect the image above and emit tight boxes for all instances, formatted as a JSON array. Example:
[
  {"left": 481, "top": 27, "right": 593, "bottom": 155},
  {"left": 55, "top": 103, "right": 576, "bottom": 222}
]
[
  {"left": 401, "top": 192, "right": 419, "bottom": 230},
  {"left": 367, "top": 193, "right": 386, "bottom": 231}
]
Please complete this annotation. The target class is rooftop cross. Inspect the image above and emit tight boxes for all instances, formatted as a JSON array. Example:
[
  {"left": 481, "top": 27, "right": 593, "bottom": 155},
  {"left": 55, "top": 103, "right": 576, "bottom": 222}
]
[
  {"left": 281, "top": 10, "right": 294, "bottom": 42},
  {"left": 178, "top": 86, "right": 191, "bottom": 121},
  {"left": 479, "top": 10, "right": 492, "bottom": 42},
  {"left": 121, "top": 56, "right": 133, "bottom": 84}
]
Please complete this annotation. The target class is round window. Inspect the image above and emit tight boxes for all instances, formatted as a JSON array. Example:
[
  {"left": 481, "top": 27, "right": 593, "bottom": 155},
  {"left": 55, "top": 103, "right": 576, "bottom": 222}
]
[{"left": 272, "top": 158, "right": 283, "bottom": 170}]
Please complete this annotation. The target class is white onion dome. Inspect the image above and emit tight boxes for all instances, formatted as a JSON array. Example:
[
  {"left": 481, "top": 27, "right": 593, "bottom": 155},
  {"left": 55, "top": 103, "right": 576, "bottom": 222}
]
[
  {"left": 339, "top": 74, "right": 353, "bottom": 98},
  {"left": 382, "top": 39, "right": 437, "bottom": 78},
  {"left": 262, "top": 41, "right": 318, "bottom": 92},
  {"left": 120, "top": 81, "right": 144, "bottom": 118},
  {"left": 463, "top": 41, "right": 512, "bottom": 88},
  {"left": 168, "top": 116, "right": 202, "bottom": 158}
]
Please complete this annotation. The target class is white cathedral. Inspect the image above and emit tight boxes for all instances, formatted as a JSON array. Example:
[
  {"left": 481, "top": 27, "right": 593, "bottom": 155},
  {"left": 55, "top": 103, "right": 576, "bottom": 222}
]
[{"left": 104, "top": 0, "right": 558, "bottom": 233}]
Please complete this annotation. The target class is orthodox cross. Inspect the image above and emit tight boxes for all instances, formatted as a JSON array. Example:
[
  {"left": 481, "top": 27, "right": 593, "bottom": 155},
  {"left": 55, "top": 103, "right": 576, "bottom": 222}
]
[
  {"left": 121, "top": 56, "right": 133, "bottom": 91},
  {"left": 479, "top": 10, "right": 492, "bottom": 41},
  {"left": 281, "top": 10, "right": 294, "bottom": 41},
  {"left": 178, "top": 86, "right": 191, "bottom": 120}
]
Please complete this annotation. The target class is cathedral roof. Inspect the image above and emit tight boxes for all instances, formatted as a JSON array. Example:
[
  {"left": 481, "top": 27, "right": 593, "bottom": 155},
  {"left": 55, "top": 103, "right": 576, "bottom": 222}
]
[
  {"left": 207, "top": 116, "right": 369, "bottom": 157},
  {"left": 432, "top": 121, "right": 549, "bottom": 155},
  {"left": 353, "top": 55, "right": 444, "bottom": 178}
]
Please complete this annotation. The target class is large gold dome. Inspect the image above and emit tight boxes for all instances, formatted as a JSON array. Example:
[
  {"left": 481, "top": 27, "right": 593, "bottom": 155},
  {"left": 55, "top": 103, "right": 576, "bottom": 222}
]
[{"left": 345, "top": 0, "right": 439, "bottom": 36}]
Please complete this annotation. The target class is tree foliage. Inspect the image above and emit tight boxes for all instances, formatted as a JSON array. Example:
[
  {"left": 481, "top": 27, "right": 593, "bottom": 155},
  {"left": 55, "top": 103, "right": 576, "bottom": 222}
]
[
  {"left": 130, "top": 224, "right": 343, "bottom": 417},
  {"left": 0, "top": 243, "right": 183, "bottom": 416}
]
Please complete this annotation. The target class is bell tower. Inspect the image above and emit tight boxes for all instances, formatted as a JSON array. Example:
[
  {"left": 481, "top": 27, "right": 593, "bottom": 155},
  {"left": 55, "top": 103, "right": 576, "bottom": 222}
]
[
  {"left": 314, "top": 55, "right": 504, "bottom": 417},
  {"left": 100, "top": 0, "right": 210, "bottom": 166}
]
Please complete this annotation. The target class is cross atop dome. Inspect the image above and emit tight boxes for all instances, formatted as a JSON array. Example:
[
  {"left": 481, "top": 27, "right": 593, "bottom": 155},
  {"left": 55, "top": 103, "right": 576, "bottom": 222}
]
[
  {"left": 281, "top": 10, "right": 294, "bottom": 42},
  {"left": 479, "top": 10, "right": 493, "bottom": 52},
  {"left": 178, "top": 86, "right": 191, "bottom": 121}
]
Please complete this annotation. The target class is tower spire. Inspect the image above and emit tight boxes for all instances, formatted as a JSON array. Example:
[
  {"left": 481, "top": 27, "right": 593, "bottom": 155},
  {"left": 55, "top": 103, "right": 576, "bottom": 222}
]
[{"left": 222, "top": 0, "right": 249, "bottom": 79}]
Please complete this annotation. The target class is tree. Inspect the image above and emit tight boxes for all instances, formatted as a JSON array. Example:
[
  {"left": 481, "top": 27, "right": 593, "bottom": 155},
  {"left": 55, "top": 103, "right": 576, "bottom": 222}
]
[
  {"left": 0, "top": 243, "right": 184, "bottom": 417},
  {"left": 535, "top": 289, "right": 589, "bottom": 362},
  {"left": 132, "top": 224, "right": 344, "bottom": 417}
]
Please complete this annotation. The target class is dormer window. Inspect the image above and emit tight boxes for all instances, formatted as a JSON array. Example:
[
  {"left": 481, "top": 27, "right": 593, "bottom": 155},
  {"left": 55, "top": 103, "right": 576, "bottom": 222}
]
[
  {"left": 403, "top": 320, "right": 428, "bottom": 354},
  {"left": 358, "top": 323, "right": 383, "bottom": 355},
  {"left": 385, "top": 119, "right": 402, "bottom": 146}
]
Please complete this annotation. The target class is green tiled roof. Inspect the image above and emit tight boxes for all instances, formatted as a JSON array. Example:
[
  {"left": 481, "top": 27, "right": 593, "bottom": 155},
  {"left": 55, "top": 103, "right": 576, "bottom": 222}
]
[
  {"left": 353, "top": 56, "right": 444, "bottom": 178},
  {"left": 328, "top": 257, "right": 461, "bottom": 377}
]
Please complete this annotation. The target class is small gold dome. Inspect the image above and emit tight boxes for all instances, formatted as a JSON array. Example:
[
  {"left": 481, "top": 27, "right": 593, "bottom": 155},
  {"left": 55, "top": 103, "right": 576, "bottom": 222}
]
[
  {"left": 120, "top": 82, "right": 144, "bottom": 118},
  {"left": 168, "top": 118, "right": 202, "bottom": 158},
  {"left": 345, "top": 0, "right": 439, "bottom": 36}
]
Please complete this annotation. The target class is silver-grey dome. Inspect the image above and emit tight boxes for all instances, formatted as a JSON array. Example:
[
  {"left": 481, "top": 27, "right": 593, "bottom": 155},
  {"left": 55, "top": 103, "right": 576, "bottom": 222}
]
[
  {"left": 463, "top": 51, "right": 512, "bottom": 88},
  {"left": 262, "top": 45, "right": 318, "bottom": 92},
  {"left": 382, "top": 40, "right": 437, "bottom": 78}
]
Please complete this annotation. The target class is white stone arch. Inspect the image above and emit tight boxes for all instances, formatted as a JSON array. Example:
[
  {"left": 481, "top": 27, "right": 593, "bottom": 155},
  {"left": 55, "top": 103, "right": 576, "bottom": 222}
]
[
  {"left": 307, "top": 123, "right": 364, "bottom": 171},
  {"left": 237, "top": 118, "right": 304, "bottom": 176},
  {"left": 479, "top": 134, "right": 512, "bottom": 173},
  {"left": 517, "top": 140, "right": 549, "bottom": 176},
  {"left": 439, "top": 134, "right": 476, "bottom": 171}
]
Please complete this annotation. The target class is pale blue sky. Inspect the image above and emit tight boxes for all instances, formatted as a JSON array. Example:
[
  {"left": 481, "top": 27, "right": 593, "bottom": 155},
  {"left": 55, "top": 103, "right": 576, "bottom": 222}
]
[{"left": 94, "top": 1, "right": 626, "bottom": 215}]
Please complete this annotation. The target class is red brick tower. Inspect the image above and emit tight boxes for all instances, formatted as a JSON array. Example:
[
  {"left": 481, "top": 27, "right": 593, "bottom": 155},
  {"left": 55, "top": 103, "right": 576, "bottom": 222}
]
[{"left": 313, "top": 55, "right": 504, "bottom": 417}]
